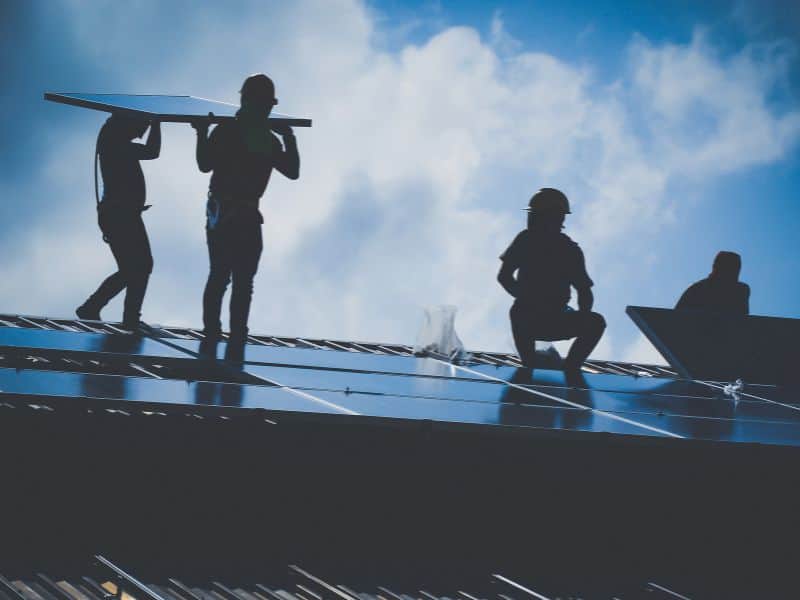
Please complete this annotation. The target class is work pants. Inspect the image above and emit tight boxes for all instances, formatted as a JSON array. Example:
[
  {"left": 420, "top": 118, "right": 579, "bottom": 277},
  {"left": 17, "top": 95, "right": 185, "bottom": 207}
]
[
  {"left": 510, "top": 303, "right": 606, "bottom": 369},
  {"left": 202, "top": 221, "right": 263, "bottom": 340},
  {"left": 84, "top": 210, "right": 153, "bottom": 324}
]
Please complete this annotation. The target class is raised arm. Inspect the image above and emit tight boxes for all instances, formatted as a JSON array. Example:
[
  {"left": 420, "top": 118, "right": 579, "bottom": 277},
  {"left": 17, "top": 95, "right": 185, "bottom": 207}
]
[
  {"left": 192, "top": 113, "right": 214, "bottom": 173},
  {"left": 143, "top": 121, "right": 161, "bottom": 159},
  {"left": 271, "top": 124, "right": 300, "bottom": 180},
  {"left": 129, "top": 121, "right": 161, "bottom": 160}
]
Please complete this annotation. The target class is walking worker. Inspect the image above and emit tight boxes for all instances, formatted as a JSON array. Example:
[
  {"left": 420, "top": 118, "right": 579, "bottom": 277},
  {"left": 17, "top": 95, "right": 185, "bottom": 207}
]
[
  {"left": 497, "top": 188, "right": 605, "bottom": 373},
  {"left": 76, "top": 113, "right": 161, "bottom": 329},
  {"left": 192, "top": 73, "right": 300, "bottom": 360},
  {"left": 676, "top": 251, "right": 750, "bottom": 315}
]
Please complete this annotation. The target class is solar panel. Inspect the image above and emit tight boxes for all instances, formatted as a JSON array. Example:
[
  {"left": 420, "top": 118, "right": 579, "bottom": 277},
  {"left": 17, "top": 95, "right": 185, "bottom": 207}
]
[
  {"left": 627, "top": 305, "right": 799, "bottom": 384},
  {"left": 303, "top": 387, "right": 658, "bottom": 435},
  {"left": 471, "top": 363, "right": 725, "bottom": 398},
  {"left": 738, "top": 383, "right": 798, "bottom": 405},
  {"left": 44, "top": 92, "right": 312, "bottom": 126},
  {"left": 531, "top": 382, "right": 800, "bottom": 423},
  {"left": 247, "top": 364, "right": 564, "bottom": 406},
  {"left": 0, "top": 367, "right": 336, "bottom": 414},
  {"left": 0, "top": 326, "right": 189, "bottom": 359},
  {"left": 173, "top": 338, "right": 481, "bottom": 378}
]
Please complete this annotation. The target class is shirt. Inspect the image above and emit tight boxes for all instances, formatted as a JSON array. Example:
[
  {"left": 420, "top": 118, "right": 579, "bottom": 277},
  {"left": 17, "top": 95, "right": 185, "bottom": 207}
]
[
  {"left": 675, "top": 278, "right": 750, "bottom": 315},
  {"left": 204, "top": 118, "right": 298, "bottom": 208},
  {"left": 98, "top": 125, "right": 147, "bottom": 207},
  {"left": 500, "top": 228, "right": 593, "bottom": 311}
]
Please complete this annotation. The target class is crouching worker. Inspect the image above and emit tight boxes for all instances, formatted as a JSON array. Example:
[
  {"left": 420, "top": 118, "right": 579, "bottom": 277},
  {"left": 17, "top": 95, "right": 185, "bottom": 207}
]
[
  {"left": 76, "top": 114, "right": 161, "bottom": 329},
  {"left": 497, "top": 188, "right": 605, "bottom": 374}
]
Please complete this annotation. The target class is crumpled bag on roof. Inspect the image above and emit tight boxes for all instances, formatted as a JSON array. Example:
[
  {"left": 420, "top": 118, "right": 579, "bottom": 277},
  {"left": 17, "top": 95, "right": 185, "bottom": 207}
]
[
  {"left": 413, "top": 305, "right": 468, "bottom": 361},
  {"left": 723, "top": 378, "right": 744, "bottom": 401}
]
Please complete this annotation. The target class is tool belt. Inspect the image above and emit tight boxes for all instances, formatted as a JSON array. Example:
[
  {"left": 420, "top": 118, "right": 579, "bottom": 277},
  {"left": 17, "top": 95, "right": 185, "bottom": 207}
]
[
  {"left": 97, "top": 200, "right": 149, "bottom": 244},
  {"left": 206, "top": 192, "right": 263, "bottom": 232}
]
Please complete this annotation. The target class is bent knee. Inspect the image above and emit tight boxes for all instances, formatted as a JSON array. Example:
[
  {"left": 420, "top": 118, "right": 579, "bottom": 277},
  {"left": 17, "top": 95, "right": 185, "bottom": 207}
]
[{"left": 587, "top": 311, "right": 606, "bottom": 332}]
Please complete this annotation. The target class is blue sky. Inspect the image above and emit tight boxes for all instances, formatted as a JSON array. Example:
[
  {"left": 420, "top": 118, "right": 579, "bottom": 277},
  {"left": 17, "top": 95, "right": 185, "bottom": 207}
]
[{"left": 1, "top": 0, "right": 798, "bottom": 363}]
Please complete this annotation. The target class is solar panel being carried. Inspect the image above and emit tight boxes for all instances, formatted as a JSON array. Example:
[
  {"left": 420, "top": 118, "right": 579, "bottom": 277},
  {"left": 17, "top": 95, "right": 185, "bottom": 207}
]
[{"left": 44, "top": 92, "right": 312, "bottom": 126}]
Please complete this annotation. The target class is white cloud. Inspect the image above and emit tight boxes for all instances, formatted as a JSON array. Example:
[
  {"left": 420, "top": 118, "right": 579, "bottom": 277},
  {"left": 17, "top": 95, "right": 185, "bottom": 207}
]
[
  {"left": 1, "top": 1, "right": 798, "bottom": 360},
  {"left": 621, "top": 333, "right": 668, "bottom": 366}
]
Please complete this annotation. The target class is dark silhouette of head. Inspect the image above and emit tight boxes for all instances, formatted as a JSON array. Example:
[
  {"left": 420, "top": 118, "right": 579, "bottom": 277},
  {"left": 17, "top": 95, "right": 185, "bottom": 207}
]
[
  {"left": 526, "top": 188, "right": 570, "bottom": 232},
  {"left": 240, "top": 73, "right": 277, "bottom": 114},
  {"left": 106, "top": 113, "right": 149, "bottom": 140},
  {"left": 710, "top": 251, "right": 742, "bottom": 282}
]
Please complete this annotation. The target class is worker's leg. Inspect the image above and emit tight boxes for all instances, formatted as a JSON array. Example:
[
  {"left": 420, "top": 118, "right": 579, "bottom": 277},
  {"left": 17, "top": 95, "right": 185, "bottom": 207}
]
[
  {"left": 78, "top": 271, "right": 125, "bottom": 319},
  {"left": 228, "top": 222, "right": 263, "bottom": 342},
  {"left": 509, "top": 303, "right": 538, "bottom": 368},
  {"left": 562, "top": 311, "right": 606, "bottom": 370},
  {"left": 119, "top": 214, "right": 153, "bottom": 327},
  {"left": 202, "top": 227, "right": 233, "bottom": 337},
  {"left": 77, "top": 215, "right": 130, "bottom": 318}
]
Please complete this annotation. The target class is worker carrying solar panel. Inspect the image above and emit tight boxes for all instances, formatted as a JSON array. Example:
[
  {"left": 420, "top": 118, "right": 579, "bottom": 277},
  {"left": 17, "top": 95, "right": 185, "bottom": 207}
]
[
  {"left": 76, "top": 114, "right": 161, "bottom": 329},
  {"left": 675, "top": 251, "right": 750, "bottom": 315},
  {"left": 497, "top": 188, "right": 606, "bottom": 374},
  {"left": 192, "top": 74, "right": 300, "bottom": 361}
]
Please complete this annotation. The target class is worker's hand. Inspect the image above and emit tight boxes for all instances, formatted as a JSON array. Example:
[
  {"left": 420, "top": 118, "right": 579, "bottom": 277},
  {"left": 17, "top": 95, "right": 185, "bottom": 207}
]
[
  {"left": 270, "top": 122, "right": 294, "bottom": 137},
  {"left": 191, "top": 112, "right": 214, "bottom": 135}
]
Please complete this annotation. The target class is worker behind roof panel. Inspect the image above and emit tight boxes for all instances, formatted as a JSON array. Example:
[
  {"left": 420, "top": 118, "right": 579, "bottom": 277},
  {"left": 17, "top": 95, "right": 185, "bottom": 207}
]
[
  {"left": 497, "top": 188, "right": 606, "bottom": 378},
  {"left": 76, "top": 113, "right": 161, "bottom": 329},
  {"left": 675, "top": 251, "right": 750, "bottom": 315},
  {"left": 192, "top": 73, "right": 300, "bottom": 362}
]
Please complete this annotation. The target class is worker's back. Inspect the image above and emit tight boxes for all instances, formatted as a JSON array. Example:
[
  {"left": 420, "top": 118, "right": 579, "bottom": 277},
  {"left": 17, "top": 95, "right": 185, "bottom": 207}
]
[
  {"left": 676, "top": 251, "right": 750, "bottom": 315},
  {"left": 676, "top": 277, "right": 750, "bottom": 315},
  {"left": 501, "top": 227, "right": 591, "bottom": 312}
]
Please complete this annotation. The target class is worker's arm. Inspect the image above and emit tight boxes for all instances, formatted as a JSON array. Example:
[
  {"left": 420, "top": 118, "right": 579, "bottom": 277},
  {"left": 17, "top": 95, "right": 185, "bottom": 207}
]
[
  {"left": 498, "top": 232, "right": 525, "bottom": 297},
  {"left": 129, "top": 121, "right": 161, "bottom": 160},
  {"left": 572, "top": 245, "right": 594, "bottom": 311},
  {"left": 271, "top": 124, "right": 300, "bottom": 180},
  {"left": 497, "top": 261, "right": 519, "bottom": 298},
  {"left": 192, "top": 113, "right": 215, "bottom": 173},
  {"left": 576, "top": 286, "right": 594, "bottom": 312}
]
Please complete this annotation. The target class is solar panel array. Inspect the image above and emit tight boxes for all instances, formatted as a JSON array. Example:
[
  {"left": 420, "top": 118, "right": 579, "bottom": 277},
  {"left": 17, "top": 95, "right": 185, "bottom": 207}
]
[{"left": 0, "top": 313, "right": 797, "bottom": 447}]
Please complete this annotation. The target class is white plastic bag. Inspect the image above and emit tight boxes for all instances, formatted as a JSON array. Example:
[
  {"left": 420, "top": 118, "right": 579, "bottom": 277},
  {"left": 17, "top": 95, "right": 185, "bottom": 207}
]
[{"left": 413, "top": 305, "right": 468, "bottom": 361}]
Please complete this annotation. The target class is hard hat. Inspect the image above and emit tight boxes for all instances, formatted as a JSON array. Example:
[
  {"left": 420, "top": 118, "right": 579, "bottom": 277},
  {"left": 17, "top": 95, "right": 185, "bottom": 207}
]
[
  {"left": 240, "top": 73, "right": 275, "bottom": 100},
  {"left": 525, "top": 188, "right": 571, "bottom": 214}
]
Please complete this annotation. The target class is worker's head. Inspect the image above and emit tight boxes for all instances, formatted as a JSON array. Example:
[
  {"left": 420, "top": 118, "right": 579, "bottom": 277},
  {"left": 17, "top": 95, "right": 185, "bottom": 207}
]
[
  {"left": 711, "top": 251, "right": 742, "bottom": 282},
  {"left": 107, "top": 113, "right": 150, "bottom": 139},
  {"left": 525, "top": 188, "right": 570, "bottom": 231},
  {"left": 240, "top": 73, "right": 277, "bottom": 113}
]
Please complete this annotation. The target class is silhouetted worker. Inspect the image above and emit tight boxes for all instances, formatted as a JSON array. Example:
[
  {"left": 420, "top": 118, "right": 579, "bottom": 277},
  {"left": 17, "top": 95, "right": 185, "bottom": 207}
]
[
  {"left": 497, "top": 188, "right": 605, "bottom": 374},
  {"left": 192, "top": 74, "right": 300, "bottom": 361},
  {"left": 76, "top": 114, "right": 161, "bottom": 329},
  {"left": 676, "top": 251, "right": 750, "bottom": 315}
]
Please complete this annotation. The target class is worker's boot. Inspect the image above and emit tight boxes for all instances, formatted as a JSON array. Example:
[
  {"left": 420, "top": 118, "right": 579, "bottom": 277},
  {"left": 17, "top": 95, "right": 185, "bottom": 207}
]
[{"left": 76, "top": 302, "right": 102, "bottom": 321}]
